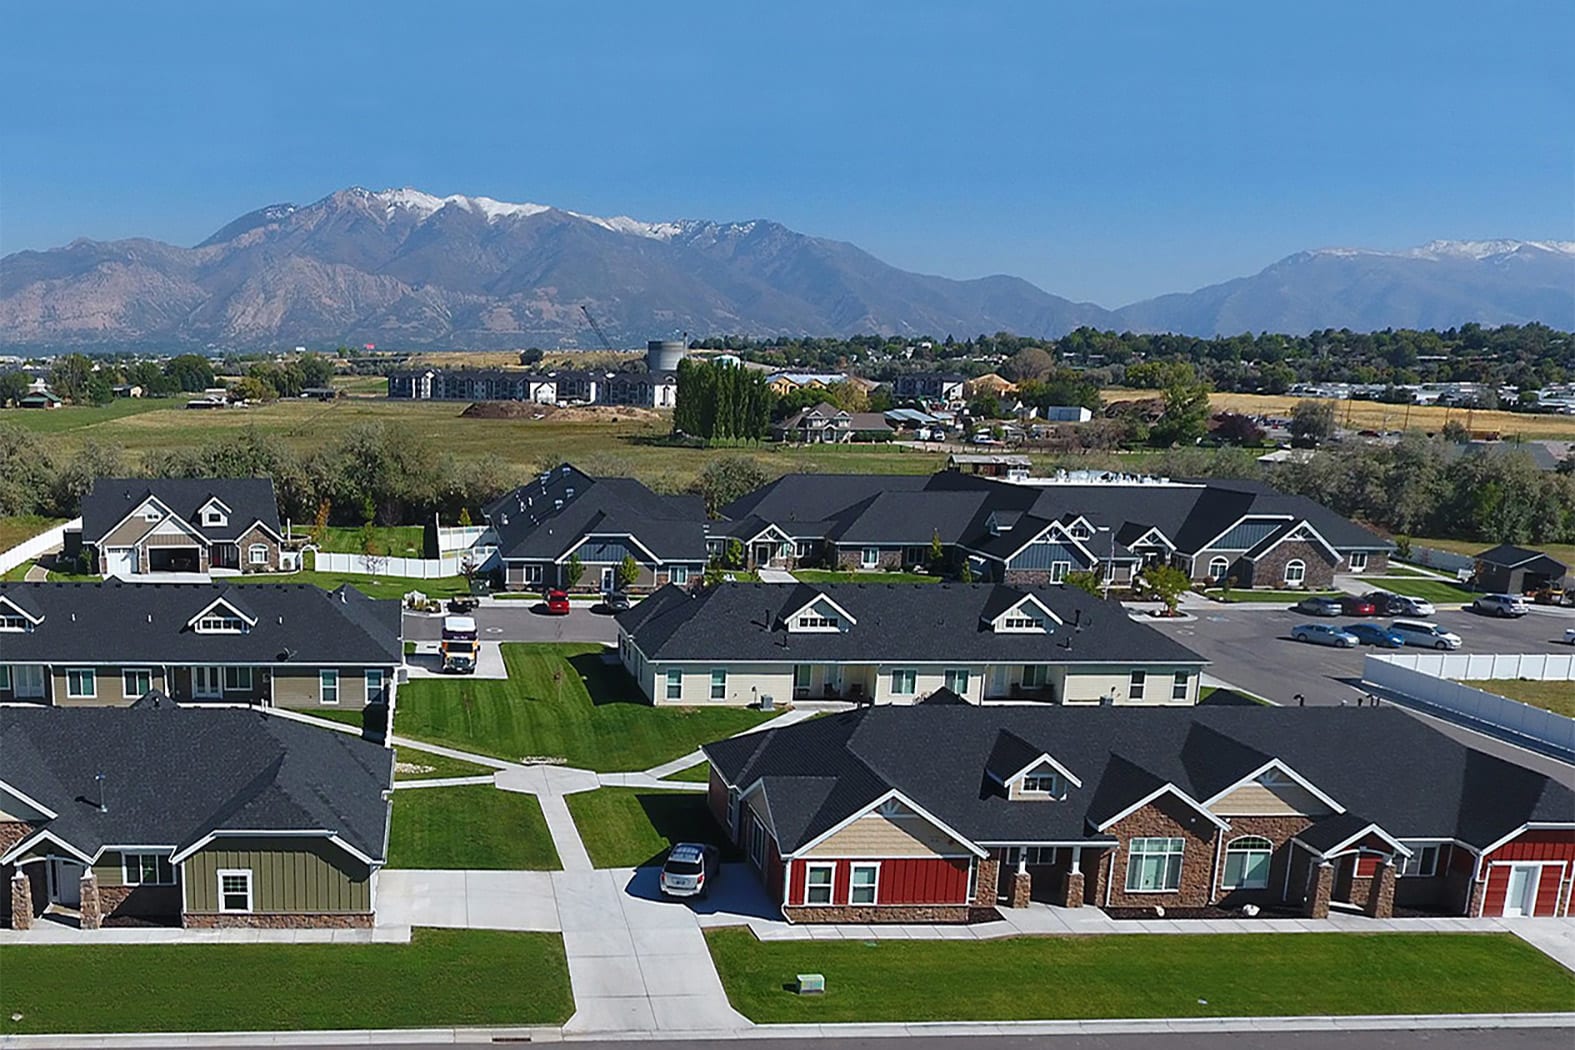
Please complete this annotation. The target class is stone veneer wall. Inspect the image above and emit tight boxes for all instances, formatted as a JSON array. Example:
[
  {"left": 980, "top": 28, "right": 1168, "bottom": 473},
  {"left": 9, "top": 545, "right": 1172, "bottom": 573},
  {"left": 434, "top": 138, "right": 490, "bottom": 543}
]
[
  {"left": 1212, "top": 815, "right": 1315, "bottom": 909},
  {"left": 100, "top": 885, "right": 182, "bottom": 924},
  {"left": 184, "top": 912, "right": 374, "bottom": 929},
  {"left": 782, "top": 904, "right": 974, "bottom": 923},
  {"left": 1103, "top": 794, "right": 1220, "bottom": 909}
]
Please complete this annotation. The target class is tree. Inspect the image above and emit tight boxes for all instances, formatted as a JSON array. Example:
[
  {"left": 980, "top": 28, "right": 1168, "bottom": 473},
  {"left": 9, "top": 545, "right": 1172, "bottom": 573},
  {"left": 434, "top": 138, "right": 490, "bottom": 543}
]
[
  {"left": 1003, "top": 347, "right": 1055, "bottom": 382},
  {"left": 565, "top": 552, "right": 585, "bottom": 589},
  {"left": 1143, "top": 564, "right": 1192, "bottom": 615},
  {"left": 927, "top": 529, "right": 945, "bottom": 574},
  {"left": 1288, "top": 400, "right": 1337, "bottom": 447},
  {"left": 724, "top": 538, "right": 745, "bottom": 570},
  {"left": 694, "top": 456, "right": 768, "bottom": 517},
  {"left": 1212, "top": 412, "right": 1266, "bottom": 446},
  {"left": 0, "top": 371, "right": 32, "bottom": 407},
  {"left": 48, "top": 354, "right": 96, "bottom": 403},
  {"left": 458, "top": 506, "right": 473, "bottom": 527},
  {"left": 1149, "top": 381, "right": 1211, "bottom": 447},
  {"left": 165, "top": 355, "right": 215, "bottom": 393},
  {"left": 228, "top": 376, "right": 275, "bottom": 403},
  {"left": 618, "top": 554, "right": 640, "bottom": 590},
  {"left": 1441, "top": 418, "right": 1470, "bottom": 444},
  {"left": 959, "top": 560, "right": 975, "bottom": 583},
  {"left": 1065, "top": 569, "right": 1102, "bottom": 597}
]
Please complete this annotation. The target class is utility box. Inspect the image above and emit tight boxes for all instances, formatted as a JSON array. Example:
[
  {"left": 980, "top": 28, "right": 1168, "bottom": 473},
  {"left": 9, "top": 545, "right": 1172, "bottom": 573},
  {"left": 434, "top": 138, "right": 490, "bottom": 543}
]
[
  {"left": 759, "top": 693, "right": 776, "bottom": 712},
  {"left": 795, "top": 973, "right": 825, "bottom": 995}
]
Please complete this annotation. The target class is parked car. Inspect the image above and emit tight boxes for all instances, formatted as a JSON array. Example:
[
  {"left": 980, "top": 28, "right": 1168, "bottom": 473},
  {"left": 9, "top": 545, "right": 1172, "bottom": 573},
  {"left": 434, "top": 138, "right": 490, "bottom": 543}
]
[
  {"left": 447, "top": 595, "right": 479, "bottom": 614},
  {"left": 1565, "top": 626, "right": 1575, "bottom": 645},
  {"left": 600, "top": 591, "right": 632, "bottom": 613},
  {"left": 1471, "top": 593, "right": 1529, "bottom": 618},
  {"left": 659, "top": 842, "right": 719, "bottom": 899},
  {"left": 1290, "top": 623, "right": 1359, "bottom": 647},
  {"left": 1361, "top": 591, "right": 1436, "bottom": 617},
  {"left": 1346, "top": 622, "right": 1405, "bottom": 648},
  {"left": 1337, "top": 596, "right": 1377, "bottom": 616},
  {"left": 970, "top": 432, "right": 1002, "bottom": 446},
  {"left": 1390, "top": 619, "right": 1463, "bottom": 650},
  {"left": 1293, "top": 596, "right": 1343, "bottom": 617},
  {"left": 544, "top": 589, "right": 571, "bottom": 615}
]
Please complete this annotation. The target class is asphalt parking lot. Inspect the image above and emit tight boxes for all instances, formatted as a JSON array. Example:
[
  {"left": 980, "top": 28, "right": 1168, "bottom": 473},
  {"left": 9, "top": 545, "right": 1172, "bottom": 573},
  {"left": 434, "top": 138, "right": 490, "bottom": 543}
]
[
  {"left": 402, "top": 602, "right": 620, "bottom": 644},
  {"left": 1148, "top": 601, "right": 1575, "bottom": 778}
]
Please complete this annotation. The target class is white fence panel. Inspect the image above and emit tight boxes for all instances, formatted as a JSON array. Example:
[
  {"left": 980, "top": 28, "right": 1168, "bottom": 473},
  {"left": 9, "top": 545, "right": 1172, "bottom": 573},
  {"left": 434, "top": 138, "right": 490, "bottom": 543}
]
[
  {"left": 0, "top": 517, "right": 81, "bottom": 575},
  {"left": 437, "top": 526, "right": 494, "bottom": 553},
  {"left": 1363, "top": 654, "right": 1575, "bottom": 757}
]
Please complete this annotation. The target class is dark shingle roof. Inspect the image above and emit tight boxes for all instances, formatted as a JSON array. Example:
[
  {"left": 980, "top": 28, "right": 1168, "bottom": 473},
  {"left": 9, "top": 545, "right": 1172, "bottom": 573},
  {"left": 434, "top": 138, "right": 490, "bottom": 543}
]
[
  {"left": 619, "top": 582, "right": 1205, "bottom": 666},
  {"left": 80, "top": 477, "right": 282, "bottom": 543},
  {"left": 0, "top": 582, "right": 402, "bottom": 665},
  {"left": 485, "top": 465, "right": 707, "bottom": 562},
  {"left": 0, "top": 704, "right": 392, "bottom": 861},
  {"left": 1475, "top": 544, "right": 1567, "bottom": 572},
  {"left": 704, "top": 705, "right": 1574, "bottom": 854}
]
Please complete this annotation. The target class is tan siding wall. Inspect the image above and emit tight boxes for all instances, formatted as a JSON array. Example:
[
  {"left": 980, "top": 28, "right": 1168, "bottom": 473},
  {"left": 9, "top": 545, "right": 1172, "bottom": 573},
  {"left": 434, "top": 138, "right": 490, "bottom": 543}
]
[
  {"left": 183, "top": 838, "right": 371, "bottom": 914},
  {"left": 803, "top": 804, "right": 966, "bottom": 858},
  {"left": 1061, "top": 667, "right": 1198, "bottom": 706},
  {"left": 648, "top": 663, "right": 793, "bottom": 707},
  {"left": 93, "top": 851, "right": 125, "bottom": 888},
  {"left": 102, "top": 515, "right": 160, "bottom": 547},
  {"left": 1212, "top": 780, "right": 1334, "bottom": 817},
  {"left": 271, "top": 667, "right": 374, "bottom": 709},
  {"left": 50, "top": 666, "right": 164, "bottom": 707}
]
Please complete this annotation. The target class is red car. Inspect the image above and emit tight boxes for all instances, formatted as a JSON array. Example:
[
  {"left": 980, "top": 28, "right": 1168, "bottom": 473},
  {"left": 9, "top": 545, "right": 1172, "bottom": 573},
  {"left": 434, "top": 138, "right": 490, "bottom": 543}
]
[
  {"left": 1337, "top": 595, "right": 1376, "bottom": 616},
  {"left": 544, "top": 589, "right": 571, "bottom": 615}
]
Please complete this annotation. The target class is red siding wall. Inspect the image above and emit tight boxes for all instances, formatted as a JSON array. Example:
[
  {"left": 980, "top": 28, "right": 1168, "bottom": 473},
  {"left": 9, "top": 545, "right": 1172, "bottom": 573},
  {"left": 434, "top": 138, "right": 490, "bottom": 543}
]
[
  {"left": 1479, "top": 830, "right": 1575, "bottom": 917},
  {"left": 784, "top": 857, "right": 970, "bottom": 907},
  {"left": 1488, "top": 830, "right": 1575, "bottom": 864}
]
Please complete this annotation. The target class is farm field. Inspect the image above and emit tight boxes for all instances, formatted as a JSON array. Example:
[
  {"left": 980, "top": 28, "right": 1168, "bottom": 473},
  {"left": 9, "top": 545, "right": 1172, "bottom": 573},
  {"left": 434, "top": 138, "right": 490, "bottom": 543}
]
[{"left": 1102, "top": 388, "right": 1575, "bottom": 440}]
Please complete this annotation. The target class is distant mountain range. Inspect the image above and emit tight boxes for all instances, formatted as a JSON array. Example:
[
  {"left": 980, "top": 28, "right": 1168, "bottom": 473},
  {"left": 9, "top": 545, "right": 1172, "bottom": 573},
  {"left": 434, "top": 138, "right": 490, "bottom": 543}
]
[{"left": 1, "top": 186, "right": 1570, "bottom": 350}]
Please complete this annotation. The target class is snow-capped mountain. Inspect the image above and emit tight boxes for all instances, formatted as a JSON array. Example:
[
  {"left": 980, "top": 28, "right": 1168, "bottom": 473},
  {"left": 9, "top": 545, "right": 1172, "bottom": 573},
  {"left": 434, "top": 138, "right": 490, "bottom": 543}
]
[{"left": 0, "top": 186, "right": 1569, "bottom": 349}]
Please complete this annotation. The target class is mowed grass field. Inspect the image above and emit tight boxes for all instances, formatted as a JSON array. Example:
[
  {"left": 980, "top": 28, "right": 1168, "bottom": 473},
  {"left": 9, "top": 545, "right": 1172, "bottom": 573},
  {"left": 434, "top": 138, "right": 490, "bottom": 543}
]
[
  {"left": 1413, "top": 536, "right": 1575, "bottom": 571},
  {"left": 1103, "top": 388, "right": 1575, "bottom": 440}
]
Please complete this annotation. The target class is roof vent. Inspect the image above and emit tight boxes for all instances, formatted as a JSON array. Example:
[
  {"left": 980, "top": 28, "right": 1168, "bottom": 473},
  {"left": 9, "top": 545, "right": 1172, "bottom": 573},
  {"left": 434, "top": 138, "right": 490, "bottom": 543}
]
[
  {"left": 277, "top": 615, "right": 284, "bottom": 624},
  {"left": 147, "top": 613, "right": 152, "bottom": 623},
  {"left": 554, "top": 500, "right": 563, "bottom": 510}
]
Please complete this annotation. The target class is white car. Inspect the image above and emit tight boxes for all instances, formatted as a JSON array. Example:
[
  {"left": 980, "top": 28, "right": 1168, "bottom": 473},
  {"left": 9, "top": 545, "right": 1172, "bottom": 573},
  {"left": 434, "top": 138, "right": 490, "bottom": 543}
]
[
  {"left": 1565, "top": 627, "right": 1575, "bottom": 645},
  {"left": 1391, "top": 619, "right": 1463, "bottom": 650}
]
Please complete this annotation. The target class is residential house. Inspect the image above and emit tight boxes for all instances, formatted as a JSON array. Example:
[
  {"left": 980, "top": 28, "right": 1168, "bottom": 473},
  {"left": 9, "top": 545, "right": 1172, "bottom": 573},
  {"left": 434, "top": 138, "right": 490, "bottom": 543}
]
[
  {"left": 702, "top": 705, "right": 1575, "bottom": 923},
  {"left": 616, "top": 582, "right": 1208, "bottom": 707},
  {"left": 75, "top": 477, "right": 286, "bottom": 577},
  {"left": 948, "top": 454, "right": 1031, "bottom": 481},
  {"left": 1472, "top": 545, "right": 1569, "bottom": 594},
  {"left": 1, "top": 702, "right": 391, "bottom": 930},
  {"left": 892, "top": 373, "right": 968, "bottom": 405},
  {"left": 765, "top": 372, "right": 852, "bottom": 397},
  {"left": 964, "top": 373, "right": 1017, "bottom": 399},
  {"left": 484, "top": 465, "right": 709, "bottom": 593},
  {"left": 0, "top": 582, "right": 402, "bottom": 710},
  {"left": 18, "top": 391, "right": 62, "bottom": 410},
  {"left": 772, "top": 402, "right": 894, "bottom": 444}
]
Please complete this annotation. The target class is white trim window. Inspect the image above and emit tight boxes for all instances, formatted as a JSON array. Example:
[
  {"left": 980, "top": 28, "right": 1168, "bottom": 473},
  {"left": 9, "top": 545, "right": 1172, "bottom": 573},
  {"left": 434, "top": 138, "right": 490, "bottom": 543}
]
[
  {"left": 793, "top": 664, "right": 813, "bottom": 694},
  {"left": 1284, "top": 559, "right": 1306, "bottom": 586},
  {"left": 197, "top": 615, "right": 246, "bottom": 633},
  {"left": 890, "top": 668, "right": 916, "bottom": 696},
  {"left": 0, "top": 615, "right": 28, "bottom": 632},
  {"left": 248, "top": 543, "right": 270, "bottom": 566},
  {"left": 524, "top": 564, "right": 544, "bottom": 585},
  {"left": 669, "top": 565, "right": 689, "bottom": 586},
  {"left": 999, "top": 613, "right": 1044, "bottom": 631},
  {"left": 192, "top": 666, "right": 222, "bottom": 699},
  {"left": 1221, "top": 836, "right": 1273, "bottom": 890},
  {"left": 319, "top": 669, "right": 340, "bottom": 705},
  {"left": 1126, "top": 837, "right": 1185, "bottom": 893},
  {"left": 1022, "top": 664, "right": 1048, "bottom": 688},
  {"left": 1399, "top": 843, "right": 1440, "bottom": 878},
  {"left": 1348, "top": 551, "right": 1368, "bottom": 572},
  {"left": 1128, "top": 671, "right": 1146, "bottom": 701},
  {"left": 944, "top": 668, "right": 970, "bottom": 694},
  {"left": 1208, "top": 556, "right": 1229, "bottom": 580},
  {"left": 122, "top": 668, "right": 153, "bottom": 699},
  {"left": 1171, "top": 673, "right": 1189, "bottom": 702},
  {"left": 804, "top": 862, "right": 835, "bottom": 905},
  {"left": 860, "top": 548, "right": 879, "bottom": 568},
  {"left": 217, "top": 868, "right": 253, "bottom": 913},
  {"left": 709, "top": 669, "right": 727, "bottom": 701},
  {"left": 66, "top": 668, "right": 96, "bottom": 699},
  {"left": 1020, "top": 771, "right": 1065, "bottom": 797},
  {"left": 849, "top": 863, "right": 879, "bottom": 905},
  {"left": 1049, "top": 560, "right": 1071, "bottom": 584},
  {"left": 122, "top": 853, "right": 175, "bottom": 886},
  {"left": 665, "top": 669, "right": 683, "bottom": 701},
  {"left": 365, "top": 669, "right": 384, "bottom": 704},
  {"left": 223, "top": 667, "right": 253, "bottom": 692},
  {"left": 0, "top": 665, "right": 10, "bottom": 690}
]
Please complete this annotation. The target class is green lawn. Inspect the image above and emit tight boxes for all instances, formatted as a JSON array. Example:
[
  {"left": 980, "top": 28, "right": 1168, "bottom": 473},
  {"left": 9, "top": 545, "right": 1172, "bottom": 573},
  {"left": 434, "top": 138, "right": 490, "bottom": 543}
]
[
  {"left": 792, "top": 570, "right": 942, "bottom": 584},
  {"left": 565, "top": 788, "right": 738, "bottom": 868},
  {"left": 231, "top": 568, "right": 471, "bottom": 600},
  {"left": 387, "top": 785, "right": 560, "bottom": 869},
  {"left": 663, "top": 761, "right": 714, "bottom": 783},
  {"left": 0, "top": 515, "right": 64, "bottom": 551},
  {"left": 1203, "top": 589, "right": 1341, "bottom": 604},
  {"left": 309, "top": 525, "right": 425, "bottom": 556},
  {"left": 1462, "top": 680, "right": 1575, "bottom": 718},
  {"left": 0, "top": 929, "right": 571, "bottom": 1033},
  {"left": 1414, "top": 536, "right": 1575, "bottom": 570},
  {"left": 1368, "top": 578, "right": 1477, "bottom": 604},
  {"left": 706, "top": 929, "right": 1575, "bottom": 1023},
  {"left": 395, "top": 746, "right": 495, "bottom": 780},
  {"left": 393, "top": 643, "right": 776, "bottom": 771},
  {"left": 1379, "top": 563, "right": 1442, "bottom": 578},
  {"left": 0, "top": 396, "right": 172, "bottom": 434}
]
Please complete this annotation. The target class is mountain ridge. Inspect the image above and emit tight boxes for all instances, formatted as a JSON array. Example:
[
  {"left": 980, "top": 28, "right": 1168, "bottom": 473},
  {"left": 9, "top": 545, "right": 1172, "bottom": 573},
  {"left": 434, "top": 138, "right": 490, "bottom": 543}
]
[{"left": 1, "top": 186, "right": 1570, "bottom": 350}]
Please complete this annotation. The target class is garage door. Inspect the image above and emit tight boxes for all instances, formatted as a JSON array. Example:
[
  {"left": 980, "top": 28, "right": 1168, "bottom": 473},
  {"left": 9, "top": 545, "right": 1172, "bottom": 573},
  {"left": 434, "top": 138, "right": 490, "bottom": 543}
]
[{"left": 104, "top": 547, "right": 136, "bottom": 577}]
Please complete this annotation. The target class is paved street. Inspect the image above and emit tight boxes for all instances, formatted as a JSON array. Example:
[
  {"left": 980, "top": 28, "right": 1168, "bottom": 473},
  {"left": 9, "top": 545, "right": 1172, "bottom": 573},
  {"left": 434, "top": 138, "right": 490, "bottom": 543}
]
[{"left": 403, "top": 603, "right": 620, "bottom": 644}]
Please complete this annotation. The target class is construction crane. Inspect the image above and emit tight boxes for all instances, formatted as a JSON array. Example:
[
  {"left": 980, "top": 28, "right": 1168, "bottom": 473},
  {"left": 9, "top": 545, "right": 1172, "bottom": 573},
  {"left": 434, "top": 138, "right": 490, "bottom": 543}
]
[{"left": 580, "top": 306, "right": 615, "bottom": 352}]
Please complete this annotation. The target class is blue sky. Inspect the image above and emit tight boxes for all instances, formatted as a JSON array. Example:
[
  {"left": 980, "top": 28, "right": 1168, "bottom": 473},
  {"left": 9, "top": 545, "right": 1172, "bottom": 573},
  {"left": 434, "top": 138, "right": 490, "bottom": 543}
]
[{"left": 1, "top": 1, "right": 1570, "bottom": 305}]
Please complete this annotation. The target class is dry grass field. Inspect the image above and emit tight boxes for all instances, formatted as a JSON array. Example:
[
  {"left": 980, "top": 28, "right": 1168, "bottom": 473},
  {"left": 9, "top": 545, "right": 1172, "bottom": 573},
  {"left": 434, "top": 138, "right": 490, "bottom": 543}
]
[{"left": 1103, "top": 388, "right": 1575, "bottom": 440}]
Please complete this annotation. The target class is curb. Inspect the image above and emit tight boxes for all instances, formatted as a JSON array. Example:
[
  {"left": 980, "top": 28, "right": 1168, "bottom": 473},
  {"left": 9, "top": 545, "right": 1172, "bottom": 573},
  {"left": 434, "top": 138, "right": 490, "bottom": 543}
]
[{"left": 6, "top": 1013, "right": 1574, "bottom": 1047}]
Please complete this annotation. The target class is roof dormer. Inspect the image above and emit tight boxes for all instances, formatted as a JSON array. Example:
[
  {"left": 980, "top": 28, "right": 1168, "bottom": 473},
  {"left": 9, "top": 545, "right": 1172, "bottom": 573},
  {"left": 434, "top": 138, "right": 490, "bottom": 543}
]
[
  {"left": 988, "top": 592, "right": 1060, "bottom": 633},
  {"left": 985, "top": 729, "right": 1083, "bottom": 801},
  {"left": 198, "top": 497, "right": 231, "bottom": 529},
  {"left": 187, "top": 595, "right": 257, "bottom": 634},
  {"left": 781, "top": 588, "right": 857, "bottom": 633},
  {"left": 0, "top": 594, "right": 44, "bottom": 632}
]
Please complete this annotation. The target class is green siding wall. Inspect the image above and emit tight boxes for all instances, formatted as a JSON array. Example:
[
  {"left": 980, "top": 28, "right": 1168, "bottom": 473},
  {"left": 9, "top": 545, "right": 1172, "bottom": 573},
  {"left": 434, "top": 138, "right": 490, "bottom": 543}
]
[
  {"left": 182, "top": 838, "right": 371, "bottom": 914},
  {"left": 93, "top": 850, "right": 124, "bottom": 888}
]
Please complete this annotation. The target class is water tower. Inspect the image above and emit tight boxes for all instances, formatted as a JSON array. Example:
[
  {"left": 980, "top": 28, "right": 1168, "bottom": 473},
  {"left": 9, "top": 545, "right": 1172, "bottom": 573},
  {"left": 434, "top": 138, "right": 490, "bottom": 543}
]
[{"left": 646, "top": 339, "right": 687, "bottom": 373}]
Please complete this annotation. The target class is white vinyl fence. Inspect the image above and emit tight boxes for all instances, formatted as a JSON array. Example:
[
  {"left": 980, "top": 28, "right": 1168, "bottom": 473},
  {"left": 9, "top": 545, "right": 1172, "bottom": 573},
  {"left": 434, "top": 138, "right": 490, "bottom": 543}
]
[
  {"left": 313, "top": 548, "right": 496, "bottom": 579},
  {"left": 436, "top": 525, "right": 494, "bottom": 553},
  {"left": 0, "top": 517, "right": 80, "bottom": 576},
  {"left": 1363, "top": 652, "right": 1575, "bottom": 758}
]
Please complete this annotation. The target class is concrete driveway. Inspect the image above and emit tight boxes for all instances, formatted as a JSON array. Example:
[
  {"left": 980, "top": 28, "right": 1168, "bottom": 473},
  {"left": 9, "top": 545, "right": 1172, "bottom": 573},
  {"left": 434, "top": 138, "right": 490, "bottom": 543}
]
[
  {"left": 403, "top": 641, "right": 509, "bottom": 679},
  {"left": 375, "top": 869, "right": 561, "bottom": 931},
  {"left": 403, "top": 603, "right": 620, "bottom": 644}
]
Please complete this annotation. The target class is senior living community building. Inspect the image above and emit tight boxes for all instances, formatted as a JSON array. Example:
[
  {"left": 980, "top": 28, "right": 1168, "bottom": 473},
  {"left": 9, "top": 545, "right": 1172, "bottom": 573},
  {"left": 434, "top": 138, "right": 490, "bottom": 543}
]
[
  {"left": 71, "top": 477, "right": 288, "bottom": 577},
  {"left": 616, "top": 582, "right": 1208, "bottom": 707},
  {"left": 0, "top": 582, "right": 403, "bottom": 710},
  {"left": 702, "top": 705, "right": 1575, "bottom": 924},
  {"left": 1, "top": 703, "right": 392, "bottom": 930}
]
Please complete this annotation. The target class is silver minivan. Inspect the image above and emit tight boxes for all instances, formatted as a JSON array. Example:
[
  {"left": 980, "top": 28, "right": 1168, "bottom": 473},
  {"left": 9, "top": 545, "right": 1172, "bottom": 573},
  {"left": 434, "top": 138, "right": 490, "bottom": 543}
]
[
  {"left": 1391, "top": 619, "right": 1463, "bottom": 650},
  {"left": 1472, "top": 593, "right": 1528, "bottom": 618}
]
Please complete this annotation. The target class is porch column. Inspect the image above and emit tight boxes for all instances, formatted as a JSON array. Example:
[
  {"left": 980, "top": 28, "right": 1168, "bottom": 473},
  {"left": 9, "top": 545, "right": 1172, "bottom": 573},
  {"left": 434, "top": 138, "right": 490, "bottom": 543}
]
[
  {"left": 79, "top": 871, "right": 101, "bottom": 930},
  {"left": 9, "top": 872, "right": 32, "bottom": 930},
  {"left": 1305, "top": 862, "right": 1333, "bottom": 919},
  {"left": 1061, "top": 846, "right": 1085, "bottom": 909},
  {"left": 1010, "top": 850, "right": 1032, "bottom": 909},
  {"left": 1364, "top": 860, "right": 1397, "bottom": 919}
]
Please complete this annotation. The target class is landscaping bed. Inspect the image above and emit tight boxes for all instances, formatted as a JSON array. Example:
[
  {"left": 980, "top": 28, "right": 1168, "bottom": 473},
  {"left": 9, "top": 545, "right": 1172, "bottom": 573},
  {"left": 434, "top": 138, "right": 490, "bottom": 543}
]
[
  {"left": 392, "top": 643, "right": 776, "bottom": 771},
  {"left": 0, "top": 929, "right": 572, "bottom": 1033},
  {"left": 791, "top": 570, "right": 941, "bottom": 584},
  {"left": 704, "top": 928, "right": 1575, "bottom": 1022},
  {"left": 565, "top": 787, "right": 739, "bottom": 868},
  {"left": 394, "top": 747, "right": 494, "bottom": 781},
  {"left": 387, "top": 785, "right": 560, "bottom": 870}
]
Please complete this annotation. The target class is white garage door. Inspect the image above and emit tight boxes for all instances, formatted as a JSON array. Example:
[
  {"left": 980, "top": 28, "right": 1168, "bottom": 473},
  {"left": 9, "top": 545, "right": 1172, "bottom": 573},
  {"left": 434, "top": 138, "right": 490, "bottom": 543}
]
[{"left": 104, "top": 547, "right": 136, "bottom": 577}]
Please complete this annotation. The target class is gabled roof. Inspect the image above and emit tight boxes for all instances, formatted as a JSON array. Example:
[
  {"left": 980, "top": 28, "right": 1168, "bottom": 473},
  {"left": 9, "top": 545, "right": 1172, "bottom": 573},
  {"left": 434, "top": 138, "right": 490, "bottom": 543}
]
[
  {"left": 484, "top": 464, "right": 708, "bottom": 562},
  {"left": 0, "top": 582, "right": 402, "bottom": 665},
  {"left": 621, "top": 583, "right": 1203, "bottom": 666},
  {"left": 704, "top": 705, "right": 1575, "bottom": 855},
  {"left": 81, "top": 478, "right": 282, "bottom": 544},
  {"left": 1475, "top": 544, "right": 1567, "bottom": 572},
  {"left": 0, "top": 705, "right": 391, "bottom": 863}
]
